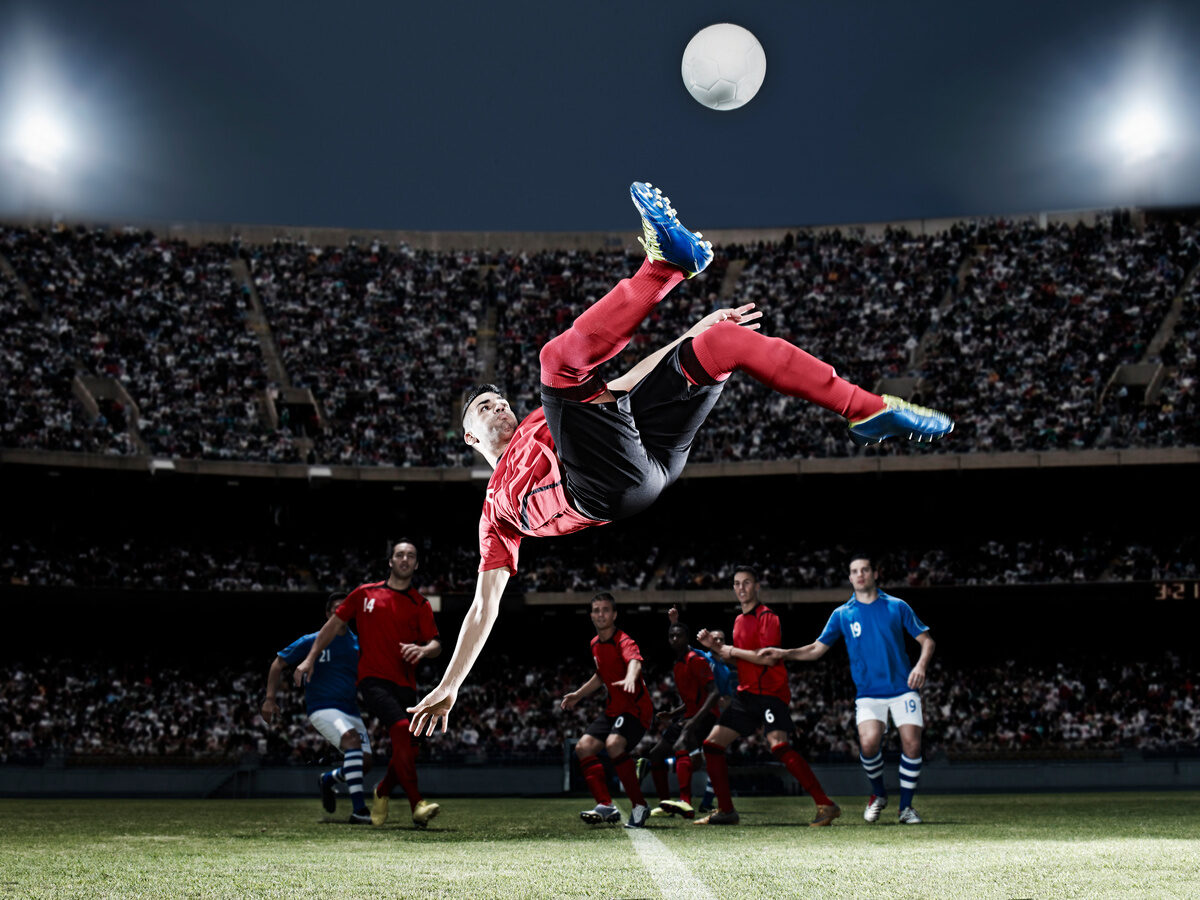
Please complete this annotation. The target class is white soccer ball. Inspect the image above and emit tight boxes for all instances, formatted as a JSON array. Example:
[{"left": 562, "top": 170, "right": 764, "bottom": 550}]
[{"left": 681, "top": 23, "right": 767, "bottom": 111}]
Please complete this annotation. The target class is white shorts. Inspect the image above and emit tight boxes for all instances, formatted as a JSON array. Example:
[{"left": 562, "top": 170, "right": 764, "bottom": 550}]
[
  {"left": 855, "top": 692, "right": 924, "bottom": 729},
  {"left": 308, "top": 708, "right": 371, "bottom": 754}
]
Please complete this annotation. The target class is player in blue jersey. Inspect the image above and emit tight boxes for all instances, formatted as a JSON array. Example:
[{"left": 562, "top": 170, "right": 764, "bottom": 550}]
[
  {"left": 763, "top": 554, "right": 935, "bottom": 825},
  {"left": 262, "top": 595, "right": 373, "bottom": 824}
]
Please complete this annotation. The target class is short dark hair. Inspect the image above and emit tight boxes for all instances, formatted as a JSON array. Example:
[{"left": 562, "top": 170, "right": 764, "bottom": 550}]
[
  {"left": 461, "top": 383, "right": 506, "bottom": 425},
  {"left": 390, "top": 539, "right": 419, "bottom": 561},
  {"left": 590, "top": 592, "right": 616, "bottom": 610},
  {"left": 325, "top": 593, "right": 343, "bottom": 616},
  {"left": 732, "top": 565, "right": 758, "bottom": 582},
  {"left": 669, "top": 620, "right": 689, "bottom": 636},
  {"left": 848, "top": 552, "right": 874, "bottom": 570}
]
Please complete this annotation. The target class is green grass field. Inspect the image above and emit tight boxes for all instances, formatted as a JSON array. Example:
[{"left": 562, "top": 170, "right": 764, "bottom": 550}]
[{"left": 1, "top": 794, "right": 1198, "bottom": 899}]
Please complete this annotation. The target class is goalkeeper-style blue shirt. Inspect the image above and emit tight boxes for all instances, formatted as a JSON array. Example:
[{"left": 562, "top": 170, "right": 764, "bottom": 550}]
[
  {"left": 817, "top": 591, "right": 928, "bottom": 700},
  {"left": 277, "top": 630, "right": 361, "bottom": 716},
  {"left": 695, "top": 646, "right": 737, "bottom": 697}
]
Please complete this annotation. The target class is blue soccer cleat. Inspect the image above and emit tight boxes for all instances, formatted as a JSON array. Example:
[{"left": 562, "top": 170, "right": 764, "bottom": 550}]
[
  {"left": 630, "top": 182, "right": 713, "bottom": 278},
  {"left": 849, "top": 395, "right": 954, "bottom": 445}
]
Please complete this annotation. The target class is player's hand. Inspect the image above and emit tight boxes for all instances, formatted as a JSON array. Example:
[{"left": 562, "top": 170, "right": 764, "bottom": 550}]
[
  {"left": 696, "top": 629, "right": 716, "bottom": 649},
  {"left": 760, "top": 647, "right": 787, "bottom": 665},
  {"left": 399, "top": 642, "right": 425, "bottom": 663},
  {"left": 656, "top": 710, "right": 675, "bottom": 725},
  {"left": 908, "top": 664, "right": 927, "bottom": 689},
  {"left": 685, "top": 303, "right": 763, "bottom": 339},
  {"left": 408, "top": 684, "right": 457, "bottom": 736},
  {"left": 667, "top": 606, "right": 680, "bottom": 624},
  {"left": 560, "top": 692, "right": 580, "bottom": 711},
  {"left": 260, "top": 697, "right": 278, "bottom": 724},
  {"left": 293, "top": 659, "right": 314, "bottom": 687},
  {"left": 614, "top": 674, "right": 638, "bottom": 695}
]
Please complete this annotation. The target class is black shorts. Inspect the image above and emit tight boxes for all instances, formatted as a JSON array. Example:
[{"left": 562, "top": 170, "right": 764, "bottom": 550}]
[
  {"left": 718, "top": 692, "right": 793, "bottom": 738},
  {"left": 656, "top": 708, "right": 717, "bottom": 752},
  {"left": 583, "top": 713, "right": 647, "bottom": 748},
  {"left": 358, "top": 678, "right": 416, "bottom": 730},
  {"left": 541, "top": 341, "right": 725, "bottom": 522}
]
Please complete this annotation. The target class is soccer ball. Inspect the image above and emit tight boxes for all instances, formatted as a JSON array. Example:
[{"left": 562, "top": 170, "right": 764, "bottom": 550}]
[{"left": 681, "top": 23, "right": 767, "bottom": 111}]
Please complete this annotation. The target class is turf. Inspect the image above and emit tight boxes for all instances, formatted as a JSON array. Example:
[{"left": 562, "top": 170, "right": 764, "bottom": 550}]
[{"left": 1, "top": 793, "right": 1197, "bottom": 899}]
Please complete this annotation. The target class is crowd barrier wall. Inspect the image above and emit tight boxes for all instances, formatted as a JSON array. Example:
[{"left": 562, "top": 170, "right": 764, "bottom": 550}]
[{"left": 2, "top": 757, "right": 1195, "bottom": 799}]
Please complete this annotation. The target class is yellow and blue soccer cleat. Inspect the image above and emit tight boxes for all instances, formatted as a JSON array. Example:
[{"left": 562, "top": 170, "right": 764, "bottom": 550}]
[
  {"left": 849, "top": 395, "right": 954, "bottom": 445},
  {"left": 630, "top": 182, "right": 713, "bottom": 278}
]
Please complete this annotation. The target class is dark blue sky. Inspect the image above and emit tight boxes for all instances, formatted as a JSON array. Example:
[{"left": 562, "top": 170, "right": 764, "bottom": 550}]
[{"left": 2, "top": 1, "right": 1199, "bottom": 231}]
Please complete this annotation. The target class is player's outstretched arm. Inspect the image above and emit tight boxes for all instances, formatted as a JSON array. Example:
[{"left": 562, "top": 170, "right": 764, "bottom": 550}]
[
  {"left": 762, "top": 641, "right": 830, "bottom": 664},
  {"left": 615, "top": 659, "right": 642, "bottom": 694},
  {"left": 908, "top": 632, "right": 935, "bottom": 689},
  {"left": 408, "top": 566, "right": 511, "bottom": 735},
  {"left": 261, "top": 656, "right": 287, "bottom": 723},
  {"left": 292, "top": 614, "right": 345, "bottom": 686},
  {"left": 561, "top": 673, "right": 603, "bottom": 710},
  {"left": 608, "top": 304, "right": 762, "bottom": 393}
]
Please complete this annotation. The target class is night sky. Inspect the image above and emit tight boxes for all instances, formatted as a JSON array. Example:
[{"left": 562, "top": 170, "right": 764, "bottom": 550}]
[{"left": 2, "top": 0, "right": 1199, "bottom": 231}]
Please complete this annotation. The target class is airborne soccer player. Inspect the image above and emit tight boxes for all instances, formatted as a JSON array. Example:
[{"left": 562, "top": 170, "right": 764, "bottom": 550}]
[
  {"left": 408, "top": 182, "right": 954, "bottom": 735},
  {"left": 295, "top": 540, "right": 442, "bottom": 828}
]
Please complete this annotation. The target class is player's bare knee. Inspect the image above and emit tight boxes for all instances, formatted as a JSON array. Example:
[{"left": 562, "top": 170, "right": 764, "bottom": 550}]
[
  {"left": 604, "top": 734, "right": 627, "bottom": 757},
  {"left": 340, "top": 731, "right": 362, "bottom": 751}
]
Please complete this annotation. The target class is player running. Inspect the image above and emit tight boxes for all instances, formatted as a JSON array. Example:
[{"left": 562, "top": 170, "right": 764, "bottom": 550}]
[
  {"left": 409, "top": 181, "right": 954, "bottom": 735},
  {"left": 762, "top": 554, "right": 935, "bottom": 824},
  {"left": 560, "top": 593, "right": 655, "bottom": 829},
  {"left": 641, "top": 613, "right": 721, "bottom": 820},
  {"left": 294, "top": 540, "right": 442, "bottom": 828},
  {"left": 262, "top": 594, "right": 372, "bottom": 824},
  {"left": 695, "top": 566, "right": 840, "bottom": 826}
]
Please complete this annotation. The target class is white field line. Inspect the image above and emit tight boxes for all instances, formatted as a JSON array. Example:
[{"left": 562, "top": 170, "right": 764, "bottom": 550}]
[{"left": 625, "top": 824, "right": 717, "bottom": 900}]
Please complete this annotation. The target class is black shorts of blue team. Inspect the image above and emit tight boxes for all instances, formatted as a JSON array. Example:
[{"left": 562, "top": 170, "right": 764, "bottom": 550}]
[
  {"left": 541, "top": 340, "right": 724, "bottom": 523},
  {"left": 583, "top": 713, "right": 647, "bottom": 748},
  {"left": 718, "top": 692, "right": 793, "bottom": 737},
  {"left": 358, "top": 678, "right": 417, "bottom": 730}
]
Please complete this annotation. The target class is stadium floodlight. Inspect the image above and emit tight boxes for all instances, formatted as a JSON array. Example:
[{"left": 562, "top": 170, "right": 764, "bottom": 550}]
[
  {"left": 10, "top": 106, "right": 70, "bottom": 174},
  {"left": 1110, "top": 101, "right": 1171, "bottom": 166}
]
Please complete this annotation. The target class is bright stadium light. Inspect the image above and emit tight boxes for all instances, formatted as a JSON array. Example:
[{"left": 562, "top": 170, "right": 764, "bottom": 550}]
[
  {"left": 1109, "top": 99, "right": 1172, "bottom": 166},
  {"left": 10, "top": 105, "right": 71, "bottom": 174}
]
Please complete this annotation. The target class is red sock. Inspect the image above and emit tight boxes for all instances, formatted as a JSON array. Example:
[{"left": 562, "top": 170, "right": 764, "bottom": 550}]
[
  {"left": 771, "top": 742, "right": 832, "bottom": 807},
  {"left": 539, "top": 259, "right": 685, "bottom": 393},
  {"left": 579, "top": 755, "right": 612, "bottom": 805},
  {"left": 702, "top": 741, "right": 735, "bottom": 813},
  {"left": 612, "top": 753, "right": 647, "bottom": 807},
  {"left": 688, "top": 321, "right": 884, "bottom": 420},
  {"left": 650, "top": 762, "right": 671, "bottom": 804},
  {"left": 675, "top": 754, "right": 694, "bottom": 804},
  {"left": 388, "top": 721, "right": 423, "bottom": 810}
]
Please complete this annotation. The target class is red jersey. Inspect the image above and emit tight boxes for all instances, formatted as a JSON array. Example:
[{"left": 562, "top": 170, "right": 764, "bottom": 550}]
[
  {"left": 478, "top": 408, "right": 607, "bottom": 573},
  {"left": 590, "top": 629, "right": 653, "bottom": 727},
  {"left": 674, "top": 649, "right": 717, "bottom": 718},
  {"left": 732, "top": 603, "right": 790, "bottom": 703},
  {"left": 335, "top": 581, "right": 438, "bottom": 688}
]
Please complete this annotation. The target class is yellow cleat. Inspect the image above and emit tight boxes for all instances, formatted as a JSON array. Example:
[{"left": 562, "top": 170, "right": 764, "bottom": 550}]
[
  {"left": 412, "top": 799, "right": 440, "bottom": 828},
  {"left": 370, "top": 787, "right": 389, "bottom": 826},
  {"left": 810, "top": 803, "right": 842, "bottom": 827}
]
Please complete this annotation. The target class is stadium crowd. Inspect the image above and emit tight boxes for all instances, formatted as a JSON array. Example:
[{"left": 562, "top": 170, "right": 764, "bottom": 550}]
[
  {"left": 4, "top": 533, "right": 1194, "bottom": 593},
  {"left": 3, "top": 212, "right": 1197, "bottom": 466},
  {"left": 2, "top": 653, "right": 1196, "bottom": 766}
]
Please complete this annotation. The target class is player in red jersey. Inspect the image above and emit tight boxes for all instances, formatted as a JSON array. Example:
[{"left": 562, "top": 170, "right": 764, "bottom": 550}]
[
  {"left": 641, "top": 615, "right": 721, "bottom": 820},
  {"left": 694, "top": 566, "right": 841, "bottom": 827},
  {"left": 295, "top": 539, "right": 442, "bottom": 828},
  {"left": 560, "top": 593, "right": 655, "bottom": 828},
  {"left": 408, "top": 182, "right": 953, "bottom": 736}
]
